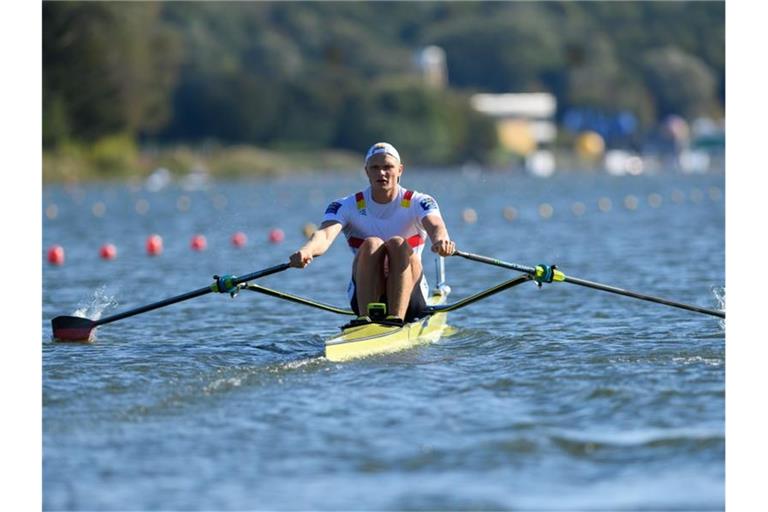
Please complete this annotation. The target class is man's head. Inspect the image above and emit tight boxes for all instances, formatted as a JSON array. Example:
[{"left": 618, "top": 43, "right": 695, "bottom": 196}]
[
  {"left": 364, "top": 142, "right": 404, "bottom": 191},
  {"left": 365, "top": 142, "right": 401, "bottom": 165}
]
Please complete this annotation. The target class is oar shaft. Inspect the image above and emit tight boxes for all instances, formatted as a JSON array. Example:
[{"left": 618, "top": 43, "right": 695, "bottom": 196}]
[
  {"left": 454, "top": 250, "right": 725, "bottom": 319},
  {"left": 94, "top": 286, "right": 213, "bottom": 327},
  {"left": 427, "top": 275, "right": 531, "bottom": 313},
  {"left": 564, "top": 275, "right": 725, "bottom": 319},
  {"left": 94, "top": 262, "right": 292, "bottom": 328},
  {"left": 244, "top": 283, "right": 355, "bottom": 315}
]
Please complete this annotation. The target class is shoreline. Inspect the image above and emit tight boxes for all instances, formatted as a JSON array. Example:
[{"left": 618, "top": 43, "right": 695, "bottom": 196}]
[
  {"left": 42, "top": 141, "right": 726, "bottom": 184},
  {"left": 42, "top": 143, "right": 364, "bottom": 183}
]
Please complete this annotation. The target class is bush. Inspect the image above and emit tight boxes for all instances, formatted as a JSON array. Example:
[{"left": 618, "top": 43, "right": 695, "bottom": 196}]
[{"left": 88, "top": 134, "right": 140, "bottom": 176}]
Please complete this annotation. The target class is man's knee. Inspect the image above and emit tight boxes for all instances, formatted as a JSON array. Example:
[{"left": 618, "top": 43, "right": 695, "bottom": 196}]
[
  {"left": 384, "top": 236, "right": 412, "bottom": 257},
  {"left": 358, "top": 237, "right": 385, "bottom": 254}
]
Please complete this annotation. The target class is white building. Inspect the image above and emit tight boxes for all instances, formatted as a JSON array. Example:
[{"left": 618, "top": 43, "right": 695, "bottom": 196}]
[
  {"left": 415, "top": 46, "right": 448, "bottom": 89},
  {"left": 470, "top": 93, "right": 557, "bottom": 155}
]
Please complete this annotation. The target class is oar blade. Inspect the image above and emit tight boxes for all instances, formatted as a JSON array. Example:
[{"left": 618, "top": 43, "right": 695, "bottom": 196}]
[{"left": 51, "top": 316, "right": 97, "bottom": 342}]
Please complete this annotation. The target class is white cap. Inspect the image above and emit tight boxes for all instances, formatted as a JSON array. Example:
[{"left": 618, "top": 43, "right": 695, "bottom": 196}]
[{"left": 365, "top": 142, "right": 401, "bottom": 164}]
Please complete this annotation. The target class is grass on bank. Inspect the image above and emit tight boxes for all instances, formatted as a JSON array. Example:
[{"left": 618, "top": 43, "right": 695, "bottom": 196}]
[{"left": 42, "top": 135, "right": 363, "bottom": 183}]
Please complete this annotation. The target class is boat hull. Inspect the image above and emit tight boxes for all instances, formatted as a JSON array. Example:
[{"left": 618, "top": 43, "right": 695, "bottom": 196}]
[{"left": 324, "top": 292, "right": 448, "bottom": 362}]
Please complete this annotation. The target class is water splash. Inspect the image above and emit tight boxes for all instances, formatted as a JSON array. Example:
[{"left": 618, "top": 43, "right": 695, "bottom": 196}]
[
  {"left": 275, "top": 355, "right": 326, "bottom": 371},
  {"left": 201, "top": 356, "right": 327, "bottom": 396},
  {"left": 204, "top": 376, "right": 244, "bottom": 394},
  {"left": 73, "top": 285, "right": 119, "bottom": 320},
  {"left": 712, "top": 286, "right": 725, "bottom": 330},
  {"left": 712, "top": 286, "right": 725, "bottom": 309}
]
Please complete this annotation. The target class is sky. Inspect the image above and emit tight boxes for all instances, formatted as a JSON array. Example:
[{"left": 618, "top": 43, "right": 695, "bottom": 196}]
[{"left": 2, "top": 2, "right": 766, "bottom": 510}]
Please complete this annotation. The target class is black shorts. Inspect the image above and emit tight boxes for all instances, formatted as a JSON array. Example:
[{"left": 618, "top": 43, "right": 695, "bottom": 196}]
[{"left": 350, "top": 273, "right": 428, "bottom": 322}]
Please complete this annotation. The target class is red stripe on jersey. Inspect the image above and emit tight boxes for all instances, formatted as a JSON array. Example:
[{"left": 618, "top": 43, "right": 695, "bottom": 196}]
[
  {"left": 406, "top": 234, "right": 424, "bottom": 247},
  {"left": 348, "top": 235, "right": 423, "bottom": 249},
  {"left": 355, "top": 191, "right": 365, "bottom": 210},
  {"left": 401, "top": 189, "right": 414, "bottom": 207}
]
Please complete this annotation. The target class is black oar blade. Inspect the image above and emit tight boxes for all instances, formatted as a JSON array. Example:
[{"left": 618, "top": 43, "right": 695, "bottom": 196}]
[{"left": 51, "top": 316, "right": 97, "bottom": 342}]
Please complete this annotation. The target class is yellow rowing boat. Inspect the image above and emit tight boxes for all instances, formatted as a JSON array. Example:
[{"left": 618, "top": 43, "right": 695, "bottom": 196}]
[{"left": 324, "top": 287, "right": 449, "bottom": 362}]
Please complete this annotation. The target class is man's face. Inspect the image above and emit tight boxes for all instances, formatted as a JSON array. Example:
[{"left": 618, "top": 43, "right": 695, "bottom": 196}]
[{"left": 365, "top": 153, "right": 403, "bottom": 191}]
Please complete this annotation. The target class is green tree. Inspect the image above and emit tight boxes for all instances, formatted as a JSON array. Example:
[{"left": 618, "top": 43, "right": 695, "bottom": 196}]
[
  {"left": 422, "top": 4, "right": 565, "bottom": 92},
  {"left": 43, "top": 2, "right": 182, "bottom": 145},
  {"left": 333, "top": 81, "right": 497, "bottom": 165},
  {"left": 564, "top": 34, "right": 655, "bottom": 130},
  {"left": 642, "top": 46, "right": 719, "bottom": 119}
]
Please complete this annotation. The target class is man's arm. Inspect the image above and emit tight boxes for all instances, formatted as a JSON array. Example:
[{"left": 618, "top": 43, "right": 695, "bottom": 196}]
[
  {"left": 289, "top": 221, "right": 343, "bottom": 268},
  {"left": 422, "top": 214, "right": 456, "bottom": 256}
]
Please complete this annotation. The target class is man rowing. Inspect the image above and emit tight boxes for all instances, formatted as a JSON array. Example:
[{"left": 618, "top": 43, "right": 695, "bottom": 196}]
[{"left": 289, "top": 142, "right": 455, "bottom": 326}]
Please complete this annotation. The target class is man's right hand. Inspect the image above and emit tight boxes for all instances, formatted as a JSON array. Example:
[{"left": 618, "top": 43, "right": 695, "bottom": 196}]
[
  {"left": 289, "top": 249, "right": 313, "bottom": 268},
  {"left": 288, "top": 221, "right": 340, "bottom": 268}
]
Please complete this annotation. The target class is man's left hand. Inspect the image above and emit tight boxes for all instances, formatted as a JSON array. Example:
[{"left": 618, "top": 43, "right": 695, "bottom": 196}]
[{"left": 431, "top": 239, "right": 455, "bottom": 257}]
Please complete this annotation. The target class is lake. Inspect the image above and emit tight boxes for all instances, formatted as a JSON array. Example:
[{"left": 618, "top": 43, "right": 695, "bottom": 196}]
[{"left": 43, "top": 167, "right": 725, "bottom": 510}]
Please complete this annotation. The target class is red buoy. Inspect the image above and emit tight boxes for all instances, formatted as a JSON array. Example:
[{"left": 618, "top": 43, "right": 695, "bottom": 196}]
[
  {"left": 99, "top": 243, "right": 117, "bottom": 260},
  {"left": 231, "top": 231, "right": 247, "bottom": 247},
  {"left": 190, "top": 234, "right": 207, "bottom": 251},
  {"left": 146, "top": 234, "right": 163, "bottom": 256},
  {"left": 268, "top": 228, "right": 285, "bottom": 244},
  {"left": 47, "top": 245, "right": 65, "bottom": 265}
]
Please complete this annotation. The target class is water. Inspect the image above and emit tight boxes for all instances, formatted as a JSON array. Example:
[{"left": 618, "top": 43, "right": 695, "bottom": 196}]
[{"left": 43, "top": 169, "right": 725, "bottom": 510}]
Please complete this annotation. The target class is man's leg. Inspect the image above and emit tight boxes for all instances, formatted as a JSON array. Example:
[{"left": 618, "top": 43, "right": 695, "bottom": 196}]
[
  {"left": 384, "top": 237, "right": 422, "bottom": 319},
  {"left": 353, "top": 237, "right": 387, "bottom": 315}
]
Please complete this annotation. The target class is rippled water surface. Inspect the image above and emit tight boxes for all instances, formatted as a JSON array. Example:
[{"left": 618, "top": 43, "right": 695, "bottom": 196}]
[{"left": 43, "top": 169, "right": 725, "bottom": 510}]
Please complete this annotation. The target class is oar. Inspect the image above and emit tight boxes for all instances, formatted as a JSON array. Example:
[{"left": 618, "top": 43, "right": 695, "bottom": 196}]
[
  {"left": 51, "top": 262, "right": 291, "bottom": 342},
  {"left": 453, "top": 250, "right": 725, "bottom": 319},
  {"left": 427, "top": 275, "right": 531, "bottom": 313},
  {"left": 243, "top": 283, "right": 355, "bottom": 315}
]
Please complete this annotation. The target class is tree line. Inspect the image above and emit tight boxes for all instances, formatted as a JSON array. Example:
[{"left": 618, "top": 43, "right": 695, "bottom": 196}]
[{"left": 43, "top": 1, "right": 724, "bottom": 166}]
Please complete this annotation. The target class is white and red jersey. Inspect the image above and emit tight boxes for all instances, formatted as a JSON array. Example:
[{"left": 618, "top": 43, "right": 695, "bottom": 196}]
[{"left": 322, "top": 186, "right": 442, "bottom": 259}]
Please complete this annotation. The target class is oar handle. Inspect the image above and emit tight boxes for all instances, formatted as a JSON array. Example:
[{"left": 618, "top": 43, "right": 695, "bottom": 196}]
[
  {"left": 453, "top": 250, "right": 536, "bottom": 274},
  {"left": 453, "top": 250, "right": 564, "bottom": 282},
  {"left": 235, "top": 262, "right": 292, "bottom": 285}
]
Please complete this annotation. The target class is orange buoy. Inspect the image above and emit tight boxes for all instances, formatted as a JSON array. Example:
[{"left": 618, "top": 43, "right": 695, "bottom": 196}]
[
  {"left": 462, "top": 208, "right": 478, "bottom": 224},
  {"left": 47, "top": 245, "right": 65, "bottom": 265},
  {"left": 190, "top": 234, "right": 207, "bottom": 251},
  {"left": 268, "top": 228, "right": 285, "bottom": 244},
  {"left": 146, "top": 234, "right": 163, "bottom": 256},
  {"left": 231, "top": 231, "right": 247, "bottom": 247},
  {"left": 99, "top": 243, "right": 117, "bottom": 260},
  {"left": 502, "top": 207, "right": 518, "bottom": 222},
  {"left": 538, "top": 203, "right": 554, "bottom": 219}
]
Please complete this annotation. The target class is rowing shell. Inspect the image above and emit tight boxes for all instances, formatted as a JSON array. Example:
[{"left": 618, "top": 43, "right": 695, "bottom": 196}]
[{"left": 324, "top": 288, "right": 449, "bottom": 362}]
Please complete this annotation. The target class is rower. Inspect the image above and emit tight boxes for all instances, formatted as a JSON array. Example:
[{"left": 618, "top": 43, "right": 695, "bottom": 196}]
[{"left": 289, "top": 142, "right": 455, "bottom": 326}]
